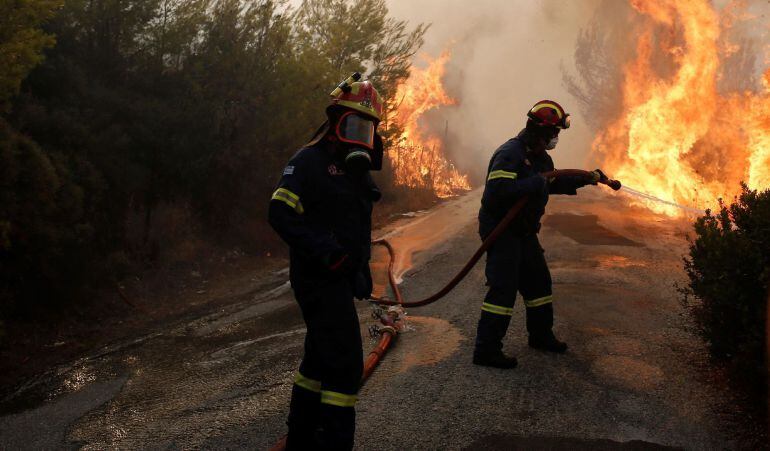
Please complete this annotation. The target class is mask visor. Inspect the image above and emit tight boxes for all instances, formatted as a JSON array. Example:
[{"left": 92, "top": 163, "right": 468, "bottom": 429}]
[{"left": 337, "top": 112, "right": 375, "bottom": 149}]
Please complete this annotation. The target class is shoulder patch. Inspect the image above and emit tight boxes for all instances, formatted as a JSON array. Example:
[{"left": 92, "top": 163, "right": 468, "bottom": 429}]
[{"left": 283, "top": 165, "right": 295, "bottom": 176}]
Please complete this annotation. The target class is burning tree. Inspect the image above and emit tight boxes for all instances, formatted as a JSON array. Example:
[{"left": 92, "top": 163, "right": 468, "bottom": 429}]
[
  {"left": 564, "top": 0, "right": 770, "bottom": 216},
  {"left": 387, "top": 51, "right": 471, "bottom": 198}
]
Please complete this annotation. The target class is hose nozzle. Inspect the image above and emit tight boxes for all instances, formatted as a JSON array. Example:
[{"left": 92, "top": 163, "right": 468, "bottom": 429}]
[
  {"left": 604, "top": 179, "right": 622, "bottom": 191},
  {"left": 592, "top": 169, "right": 621, "bottom": 191}
]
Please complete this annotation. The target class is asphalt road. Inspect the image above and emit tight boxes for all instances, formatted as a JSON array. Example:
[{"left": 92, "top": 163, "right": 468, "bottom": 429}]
[{"left": 0, "top": 188, "right": 754, "bottom": 449}]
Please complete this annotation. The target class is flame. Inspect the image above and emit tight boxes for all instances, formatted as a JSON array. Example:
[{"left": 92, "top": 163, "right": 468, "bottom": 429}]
[
  {"left": 390, "top": 51, "right": 471, "bottom": 198},
  {"left": 594, "top": 0, "right": 770, "bottom": 216}
]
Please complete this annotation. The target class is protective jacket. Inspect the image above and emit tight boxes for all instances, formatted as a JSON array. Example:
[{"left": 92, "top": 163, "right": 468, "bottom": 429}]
[
  {"left": 478, "top": 130, "right": 588, "bottom": 236},
  {"left": 268, "top": 142, "right": 380, "bottom": 295}
]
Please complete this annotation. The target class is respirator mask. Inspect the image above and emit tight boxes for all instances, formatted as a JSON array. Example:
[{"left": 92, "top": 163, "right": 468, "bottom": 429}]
[
  {"left": 335, "top": 111, "right": 383, "bottom": 173},
  {"left": 538, "top": 127, "right": 560, "bottom": 151}
]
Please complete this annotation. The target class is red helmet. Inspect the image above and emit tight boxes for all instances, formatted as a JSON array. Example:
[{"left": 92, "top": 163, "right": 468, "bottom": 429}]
[
  {"left": 329, "top": 73, "right": 383, "bottom": 121},
  {"left": 527, "top": 100, "right": 570, "bottom": 129}
]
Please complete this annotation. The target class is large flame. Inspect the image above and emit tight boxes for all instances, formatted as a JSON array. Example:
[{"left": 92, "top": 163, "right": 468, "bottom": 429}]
[
  {"left": 390, "top": 51, "right": 471, "bottom": 198},
  {"left": 593, "top": 0, "right": 770, "bottom": 216}
]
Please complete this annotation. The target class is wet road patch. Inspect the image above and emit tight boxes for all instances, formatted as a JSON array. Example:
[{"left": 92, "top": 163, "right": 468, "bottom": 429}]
[
  {"left": 543, "top": 214, "right": 642, "bottom": 246},
  {"left": 0, "top": 377, "right": 127, "bottom": 450},
  {"left": 393, "top": 316, "right": 464, "bottom": 373}
]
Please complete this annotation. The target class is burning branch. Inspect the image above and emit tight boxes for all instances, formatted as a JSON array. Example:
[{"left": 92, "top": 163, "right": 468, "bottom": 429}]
[{"left": 389, "top": 50, "right": 471, "bottom": 198}]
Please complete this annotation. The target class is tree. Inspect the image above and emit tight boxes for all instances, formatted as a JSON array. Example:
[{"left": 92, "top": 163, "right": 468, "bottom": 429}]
[
  {"left": 292, "top": 0, "right": 427, "bottom": 144},
  {"left": 0, "top": 118, "right": 102, "bottom": 315},
  {"left": 561, "top": 0, "right": 635, "bottom": 130},
  {"left": 0, "top": 0, "right": 429, "bottom": 319},
  {"left": 0, "top": 0, "right": 62, "bottom": 109}
]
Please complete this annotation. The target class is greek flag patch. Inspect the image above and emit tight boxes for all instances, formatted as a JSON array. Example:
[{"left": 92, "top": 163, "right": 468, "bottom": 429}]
[{"left": 283, "top": 165, "right": 295, "bottom": 176}]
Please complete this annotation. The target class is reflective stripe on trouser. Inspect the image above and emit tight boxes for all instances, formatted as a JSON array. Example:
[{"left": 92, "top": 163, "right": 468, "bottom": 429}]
[
  {"left": 294, "top": 371, "right": 321, "bottom": 392},
  {"left": 481, "top": 302, "right": 513, "bottom": 316},
  {"left": 286, "top": 277, "right": 362, "bottom": 451},
  {"left": 321, "top": 390, "right": 358, "bottom": 407},
  {"left": 524, "top": 294, "right": 553, "bottom": 308},
  {"left": 475, "top": 233, "right": 553, "bottom": 352}
]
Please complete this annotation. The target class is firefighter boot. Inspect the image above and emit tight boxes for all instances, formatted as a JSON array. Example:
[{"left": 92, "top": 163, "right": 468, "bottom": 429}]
[
  {"left": 473, "top": 349, "right": 518, "bottom": 369},
  {"left": 319, "top": 399, "right": 356, "bottom": 450},
  {"left": 526, "top": 303, "right": 568, "bottom": 353},
  {"left": 473, "top": 311, "right": 518, "bottom": 369}
]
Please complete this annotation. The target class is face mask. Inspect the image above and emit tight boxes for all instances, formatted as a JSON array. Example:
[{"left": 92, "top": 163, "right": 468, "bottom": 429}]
[
  {"left": 334, "top": 111, "right": 383, "bottom": 174},
  {"left": 546, "top": 136, "right": 559, "bottom": 150}
]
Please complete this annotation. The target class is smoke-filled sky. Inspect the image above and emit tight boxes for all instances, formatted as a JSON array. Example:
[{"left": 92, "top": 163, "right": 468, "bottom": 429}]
[
  {"left": 386, "top": 0, "right": 604, "bottom": 176},
  {"left": 287, "top": 0, "right": 770, "bottom": 183},
  {"left": 387, "top": 0, "right": 770, "bottom": 182}
]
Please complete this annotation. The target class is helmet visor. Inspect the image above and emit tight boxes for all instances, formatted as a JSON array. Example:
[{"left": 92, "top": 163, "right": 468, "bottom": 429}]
[{"left": 337, "top": 112, "right": 375, "bottom": 149}]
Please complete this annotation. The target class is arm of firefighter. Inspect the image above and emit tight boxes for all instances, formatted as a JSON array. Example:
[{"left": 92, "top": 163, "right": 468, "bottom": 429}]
[
  {"left": 481, "top": 153, "right": 545, "bottom": 210},
  {"left": 547, "top": 173, "right": 591, "bottom": 195},
  {"left": 268, "top": 164, "right": 342, "bottom": 262}
]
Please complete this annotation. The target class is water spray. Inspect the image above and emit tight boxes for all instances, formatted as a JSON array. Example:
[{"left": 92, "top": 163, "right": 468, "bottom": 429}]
[{"left": 620, "top": 185, "right": 706, "bottom": 215}]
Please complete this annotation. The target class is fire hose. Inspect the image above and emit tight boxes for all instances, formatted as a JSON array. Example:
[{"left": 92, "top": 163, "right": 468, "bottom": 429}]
[
  {"left": 362, "top": 169, "right": 621, "bottom": 382},
  {"left": 270, "top": 169, "right": 620, "bottom": 451}
]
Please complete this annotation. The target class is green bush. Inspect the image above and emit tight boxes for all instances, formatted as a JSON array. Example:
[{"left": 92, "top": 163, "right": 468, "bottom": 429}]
[
  {"left": 0, "top": 119, "right": 105, "bottom": 314},
  {"left": 683, "top": 184, "right": 769, "bottom": 408}
]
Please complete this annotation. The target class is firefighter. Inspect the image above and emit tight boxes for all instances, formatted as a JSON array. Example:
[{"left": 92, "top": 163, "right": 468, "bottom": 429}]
[
  {"left": 268, "top": 74, "right": 383, "bottom": 449},
  {"left": 473, "top": 100, "right": 606, "bottom": 369}
]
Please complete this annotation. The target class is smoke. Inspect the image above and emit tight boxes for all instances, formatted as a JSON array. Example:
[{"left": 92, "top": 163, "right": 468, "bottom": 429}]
[{"left": 386, "top": 0, "right": 604, "bottom": 181}]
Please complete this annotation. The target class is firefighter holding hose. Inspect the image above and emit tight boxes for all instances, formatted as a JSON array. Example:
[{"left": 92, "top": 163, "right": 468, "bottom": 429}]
[
  {"left": 268, "top": 74, "right": 383, "bottom": 449},
  {"left": 473, "top": 100, "right": 610, "bottom": 369}
]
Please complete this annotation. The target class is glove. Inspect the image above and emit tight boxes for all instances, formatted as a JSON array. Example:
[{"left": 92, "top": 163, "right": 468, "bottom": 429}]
[
  {"left": 322, "top": 249, "right": 354, "bottom": 277},
  {"left": 353, "top": 265, "right": 373, "bottom": 300},
  {"left": 588, "top": 168, "right": 608, "bottom": 185}
]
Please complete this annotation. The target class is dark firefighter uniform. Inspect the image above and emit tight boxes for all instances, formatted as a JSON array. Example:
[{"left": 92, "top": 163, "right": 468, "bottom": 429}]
[
  {"left": 269, "top": 74, "right": 384, "bottom": 450},
  {"left": 268, "top": 143, "right": 379, "bottom": 449},
  {"left": 475, "top": 128, "right": 591, "bottom": 359}
]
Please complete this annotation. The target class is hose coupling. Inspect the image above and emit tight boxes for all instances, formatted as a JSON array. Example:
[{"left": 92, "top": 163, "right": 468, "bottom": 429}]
[
  {"left": 387, "top": 305, "right": 405, "bottom": 319},
  {"left": 378, "top": 325, "right": 397, "bottom": 336}
]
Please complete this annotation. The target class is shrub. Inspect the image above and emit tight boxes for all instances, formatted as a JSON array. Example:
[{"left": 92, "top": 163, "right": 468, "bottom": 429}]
[{"left": 683, "top": 183, "right": 769, "bottom": 411}]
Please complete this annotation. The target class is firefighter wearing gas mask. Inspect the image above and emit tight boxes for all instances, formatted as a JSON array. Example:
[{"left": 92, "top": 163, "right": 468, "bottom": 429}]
[
  {"left": 473, "top": 100, "right": 606, "bottom": 369},
  {"left": 268, "top": 74, "right": 383, "bottom": 449}
]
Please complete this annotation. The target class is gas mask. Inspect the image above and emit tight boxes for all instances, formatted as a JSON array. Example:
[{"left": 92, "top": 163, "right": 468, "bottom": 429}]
[{"left": 335, "top": 111, "right": 383, "bottom": 173}]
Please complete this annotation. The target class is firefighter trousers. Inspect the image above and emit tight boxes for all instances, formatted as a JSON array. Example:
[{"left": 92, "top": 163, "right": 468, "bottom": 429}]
[
  {"left": 474, "top": 232, "right": 555, "bottom": 353},
  {"left": 285, "top": 278, "right": 362, "bottom": 451}
]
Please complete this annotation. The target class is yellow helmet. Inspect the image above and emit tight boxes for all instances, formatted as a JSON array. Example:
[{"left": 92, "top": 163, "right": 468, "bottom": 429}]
[{"left": 329, "top": 73, "right": 383, "bottom": 121}]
